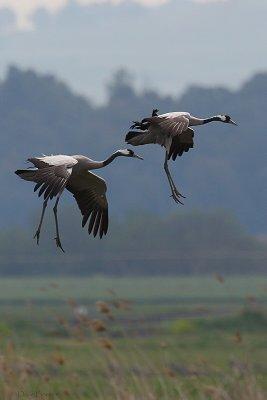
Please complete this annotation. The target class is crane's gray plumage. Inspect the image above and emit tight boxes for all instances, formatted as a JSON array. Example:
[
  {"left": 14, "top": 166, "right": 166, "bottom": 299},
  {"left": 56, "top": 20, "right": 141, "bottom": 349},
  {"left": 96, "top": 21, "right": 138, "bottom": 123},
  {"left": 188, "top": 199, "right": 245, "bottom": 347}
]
[
  {"left": 15, "top": 149, "right": 143, "bottom": 251},
  {"left": 126, "top": 110, "right": 237, "bottom": 203}
]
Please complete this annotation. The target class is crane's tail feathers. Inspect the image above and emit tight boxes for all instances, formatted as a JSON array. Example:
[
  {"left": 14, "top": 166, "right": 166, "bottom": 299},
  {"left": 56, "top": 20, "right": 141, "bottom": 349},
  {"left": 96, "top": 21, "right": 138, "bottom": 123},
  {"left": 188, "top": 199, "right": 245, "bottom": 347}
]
[{"left": 15, "top": 169, "right": 38, "bottom": 181}]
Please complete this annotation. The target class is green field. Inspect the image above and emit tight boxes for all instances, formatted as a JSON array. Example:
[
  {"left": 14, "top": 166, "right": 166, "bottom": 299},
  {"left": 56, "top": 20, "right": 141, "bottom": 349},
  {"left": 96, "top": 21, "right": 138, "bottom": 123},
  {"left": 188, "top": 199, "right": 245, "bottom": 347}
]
[{"left": 0, "top": 275, "right": 267, "bottom": 399}]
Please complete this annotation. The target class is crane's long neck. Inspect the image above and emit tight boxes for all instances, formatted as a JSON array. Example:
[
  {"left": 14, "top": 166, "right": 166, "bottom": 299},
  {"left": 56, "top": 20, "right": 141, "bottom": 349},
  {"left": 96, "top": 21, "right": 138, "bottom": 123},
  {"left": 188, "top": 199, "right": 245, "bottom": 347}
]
[
  {"left": 89, "top": 152, "right": 121, "bottom": 169},
  {"left": 202, "top": 116, "right": 222, "bottom": 124},
  {"left": 102, "top": 152, "right": 121, "bottom": 167},
  {"left": 189, "top": 115, "right": 222, "bottom": 126}
]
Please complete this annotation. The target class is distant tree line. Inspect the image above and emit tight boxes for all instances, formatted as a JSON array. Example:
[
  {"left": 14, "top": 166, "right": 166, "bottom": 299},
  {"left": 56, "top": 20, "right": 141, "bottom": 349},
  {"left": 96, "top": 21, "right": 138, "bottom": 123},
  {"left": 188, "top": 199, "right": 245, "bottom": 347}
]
[
  {"left": 1, "top": 209, "right": 266, "bottom": 276},
  {"left": 0, "top": 65, "right": 267, "bottom": 233}
]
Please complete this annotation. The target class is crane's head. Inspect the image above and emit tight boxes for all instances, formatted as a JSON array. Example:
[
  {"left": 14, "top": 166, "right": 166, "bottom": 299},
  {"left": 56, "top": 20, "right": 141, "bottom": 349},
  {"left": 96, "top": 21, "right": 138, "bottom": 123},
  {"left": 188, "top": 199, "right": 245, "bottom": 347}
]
[
  {"left": 117, "top": 149, "right": 143, "bottom": 160},
  {"left": 218, "top": 115, "right": 238, "bottom": 125}
]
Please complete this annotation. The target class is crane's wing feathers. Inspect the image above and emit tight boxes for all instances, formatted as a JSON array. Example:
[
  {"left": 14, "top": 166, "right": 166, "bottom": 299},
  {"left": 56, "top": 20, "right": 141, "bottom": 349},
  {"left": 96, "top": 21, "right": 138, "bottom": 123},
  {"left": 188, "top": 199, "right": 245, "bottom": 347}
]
[
  {"left": 125, "top": 130, "right": 163, "bottom": 146},
  {"left": 126, "top": 116, "right": 193, "bottom": 156},
  {"left": 168, "top": 128, "right": 195, "bottom": 160},
  {"left": 28, "top": 155, "right": 78, "bottom": 168},
  {"left": 153, "top": 115, "right": 190, "bottom": 137},
  {"left": 15, "top": 164, "right": 74, "bottom": 200},
  {"left": 126, "top": 114, "right": 190, "bottom": 152},
  {"left": 66, "top": 170, "right": 108, "bottom": 239}
]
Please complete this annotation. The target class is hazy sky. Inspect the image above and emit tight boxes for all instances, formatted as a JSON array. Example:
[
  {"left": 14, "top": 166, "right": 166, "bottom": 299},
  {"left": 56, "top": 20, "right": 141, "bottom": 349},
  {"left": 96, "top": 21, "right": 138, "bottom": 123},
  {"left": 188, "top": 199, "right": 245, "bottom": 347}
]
[
  {"left": 0, "top": 0, "right": 224, "bottom": 29},
  {"left": 0, "top": 0, "right": 266, "bottom": 102}
]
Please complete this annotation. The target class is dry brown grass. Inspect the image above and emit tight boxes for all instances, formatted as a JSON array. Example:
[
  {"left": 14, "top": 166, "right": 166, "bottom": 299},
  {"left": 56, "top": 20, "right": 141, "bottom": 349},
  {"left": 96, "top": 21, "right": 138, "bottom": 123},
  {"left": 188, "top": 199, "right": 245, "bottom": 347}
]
[{"left": 0, "top": 291, "right": 266, "bottom": 400}]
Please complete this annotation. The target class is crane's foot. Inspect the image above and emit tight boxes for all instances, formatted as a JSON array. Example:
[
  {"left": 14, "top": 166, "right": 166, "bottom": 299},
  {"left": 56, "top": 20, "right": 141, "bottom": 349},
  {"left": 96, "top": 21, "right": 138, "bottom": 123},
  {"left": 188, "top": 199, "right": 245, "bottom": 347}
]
[
  {"left": 173, "top": 185, "right": 186, "bottom": 200},
  {"left": 170, "top": 193, "right": 184, "bottom": 205},
  {"left": 33, "top": 230, "right": 40, "bottom": 245},
  {"left": 54, "top": 236, "right": 65, "bottom": 253},
  {"left": 169, "top": 179, "right": 186, "bottom": 199},
  {"left": 170, "top": 187, "right": 185, "bottom": 205}
]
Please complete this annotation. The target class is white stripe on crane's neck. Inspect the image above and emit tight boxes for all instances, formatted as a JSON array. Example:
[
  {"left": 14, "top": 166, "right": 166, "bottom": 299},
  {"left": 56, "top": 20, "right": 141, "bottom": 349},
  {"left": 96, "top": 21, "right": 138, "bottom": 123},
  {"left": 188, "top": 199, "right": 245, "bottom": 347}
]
[
  {"left": 74, "top": 151, "right": 127, "bottom": 171},
  {"left": 202, "top": 116, "right": 223, "bottom": 124},
  {"left": 102, "top": 150, "right": 131, "bottom": 167},
  {"left": 93, "top": 150, "right": 127, "bottom": 169},
  {"left": 189, "top": 115, "right": 223, "bottom": 126}
]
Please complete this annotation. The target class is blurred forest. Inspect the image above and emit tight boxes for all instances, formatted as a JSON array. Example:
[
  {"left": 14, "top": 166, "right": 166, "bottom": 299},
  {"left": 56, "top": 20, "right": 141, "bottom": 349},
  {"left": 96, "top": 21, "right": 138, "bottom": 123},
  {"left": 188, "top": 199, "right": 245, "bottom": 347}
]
[
  {"left": 1, "top": 209, "right": 266, "bottom": 276},
  {"left": 0, "top": 66, "right": 266, "bottom": 275}
]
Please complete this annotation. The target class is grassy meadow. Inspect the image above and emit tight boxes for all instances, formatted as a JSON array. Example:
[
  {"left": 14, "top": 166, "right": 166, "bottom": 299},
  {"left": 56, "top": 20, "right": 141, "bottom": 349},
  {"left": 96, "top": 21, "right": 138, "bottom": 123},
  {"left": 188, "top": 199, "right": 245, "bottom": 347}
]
[{"left": 0, "top": 275, "right": 267, "bottom": 399}]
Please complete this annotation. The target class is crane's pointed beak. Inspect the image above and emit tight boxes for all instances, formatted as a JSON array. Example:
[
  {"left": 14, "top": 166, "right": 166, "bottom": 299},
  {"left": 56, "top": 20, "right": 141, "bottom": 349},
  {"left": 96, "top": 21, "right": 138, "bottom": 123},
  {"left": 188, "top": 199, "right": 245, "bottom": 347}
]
[
  {"left": 229, "top": 119, "right": 238, "bottom": 126},
  {"left": 133, "top": 154, "right": 143, "bottom": 160}
]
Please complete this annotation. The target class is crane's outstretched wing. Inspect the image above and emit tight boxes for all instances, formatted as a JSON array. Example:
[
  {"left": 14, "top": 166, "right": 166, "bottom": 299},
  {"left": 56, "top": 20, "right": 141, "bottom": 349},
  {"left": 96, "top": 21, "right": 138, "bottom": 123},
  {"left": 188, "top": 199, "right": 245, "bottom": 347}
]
[
  {"left": 66, "top": 170, "right": 108, "bottom": 239},
  {"left": 126, "top": 114, "right": 190, "bottom": 149},
  {"left": 144, "top": 114, "right": 190, "bottom": 137},
  {"left": 28, "top": 155, "right": 77, "bottom": 169},
  {"left": 126, "top": 122, "right": 194, "bottom": 158},
  {"left": 168, "top": 128, "right": 195, "bottom": 160},
  {"left": 15, "top": 158, "right": 77, "bottom": 200},
  {"left": 125, "top": 130, "right": 163, "bottom": 146}
]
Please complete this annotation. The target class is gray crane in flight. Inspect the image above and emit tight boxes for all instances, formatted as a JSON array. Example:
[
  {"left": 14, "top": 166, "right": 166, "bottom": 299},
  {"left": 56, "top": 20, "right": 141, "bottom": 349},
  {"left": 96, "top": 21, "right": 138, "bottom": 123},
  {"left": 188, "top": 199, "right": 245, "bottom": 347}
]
[
  {"left": 126, "top": 110, "right": 237, "bottom": 204},
  {"left": 15, "top": 149, "right": 143, "bottom": 252}
]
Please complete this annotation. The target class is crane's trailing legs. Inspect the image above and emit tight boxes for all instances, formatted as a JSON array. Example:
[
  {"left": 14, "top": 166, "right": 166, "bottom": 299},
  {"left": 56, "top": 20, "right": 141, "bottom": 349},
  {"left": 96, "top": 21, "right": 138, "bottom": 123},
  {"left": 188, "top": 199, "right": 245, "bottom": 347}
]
[
  {"left": 164, "top": 151, "right": 185, "bottom": 205},
  {"left": 34, "top": 198, "right": 48, "bottom": 245},
  {"left": 33, "top": 194, "right": 65, "bottom": 252},
  {"left": 53, "top": 195, "right": 65, "bottom": 253}
]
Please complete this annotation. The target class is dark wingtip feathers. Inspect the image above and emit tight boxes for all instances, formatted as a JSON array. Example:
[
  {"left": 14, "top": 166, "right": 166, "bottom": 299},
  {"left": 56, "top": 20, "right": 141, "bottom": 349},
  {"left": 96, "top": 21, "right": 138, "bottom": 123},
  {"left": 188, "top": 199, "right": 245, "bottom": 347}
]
[
  {"left": 15, "top": 169, "right": 31, "bottom": 177},
  {"left": 81, "top": 209, "right": 108, "bottom": 239},
  {"left": 15, "top": 169, "right": 38, "bottom": 181},
  {"left": 125, "top": 131, "right": 141, "bottom": 143}
]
